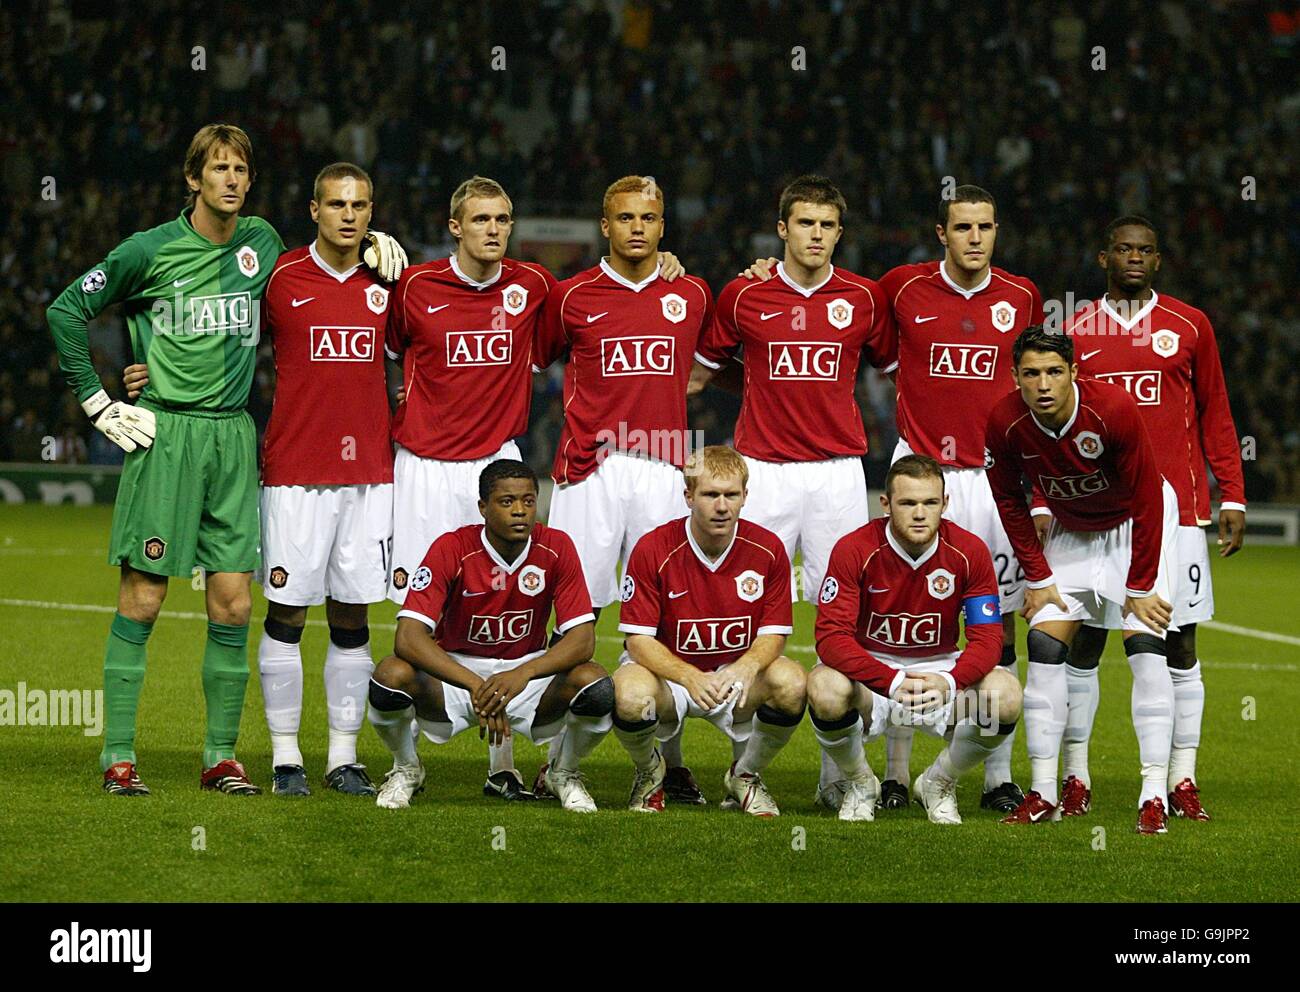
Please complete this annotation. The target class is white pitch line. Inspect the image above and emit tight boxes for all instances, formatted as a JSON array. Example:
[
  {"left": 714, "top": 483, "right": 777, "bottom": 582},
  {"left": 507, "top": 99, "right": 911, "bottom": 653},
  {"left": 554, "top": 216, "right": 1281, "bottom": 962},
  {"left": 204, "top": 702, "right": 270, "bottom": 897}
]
[{"left": 0, "top": 598, "right": 1293, "bottom": 670}]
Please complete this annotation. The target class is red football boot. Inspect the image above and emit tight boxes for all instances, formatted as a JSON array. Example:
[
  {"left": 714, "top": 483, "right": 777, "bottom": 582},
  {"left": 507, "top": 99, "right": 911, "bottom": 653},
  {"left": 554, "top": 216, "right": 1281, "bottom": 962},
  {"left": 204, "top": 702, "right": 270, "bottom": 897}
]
[
  {"left": 103, "top": 761, "right": 151, "bottom": 796},
  {"left": 1000, "top": 789, "right": 1059, "bottom": 824},
  {"left": 1059, "top": 775, "right": 1092, "bottom": 817},
  {"left": 1168, "top": 778, "right": 1210, "bottom": 821},
  {"left": 200, "top": 759, "right": 262, "bottom": 795},
  {"left": 1136, "top": 796, "right": 1169, "bottom": 834}
]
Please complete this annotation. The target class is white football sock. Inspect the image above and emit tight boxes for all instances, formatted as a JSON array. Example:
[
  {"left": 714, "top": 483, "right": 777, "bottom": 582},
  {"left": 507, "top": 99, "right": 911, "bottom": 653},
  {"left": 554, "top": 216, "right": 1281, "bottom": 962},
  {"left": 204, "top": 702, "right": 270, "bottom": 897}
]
[
  {"left": 1169, "top": 663, "right": 1204, "bottom": 787},
  {"left": 731, "top": 737, "right": 747, "bottom": 764},
  {"left": 812, "top": 715, "right": 870, "bottom": 782},
  {"left": 1063, "top": 664, "right": 1100, "bottom": 788},
  {"left": 613, "top": 720, "right": 659, "bottom": 772},
  {"left": 1128, "top": 650, "right": 1175, "bottom": 805},
  {"left": 258, "top": 631, "right": 303, "bottom": 768},
  {"left": 937, "top": 720, "right": 1002, "bottom": 783},
  {"left": 555, "top": 709, "right": 612, "bottom": 773},
  {"left": 547, "top": 726, "right": 565, "bottom": 764},
  {"left": 884, "top": 721, "right": 913, "bottom": 783},
  {"left": 736, "top": 712, "right": 798, "bottom": 777},
  {"left": 489, "top": 737, "right": 516, "bottom": 776},
  {"left": 368, "top": 702, "right": 418, "bottom": 767},
  {"left": 324, "top": 639, "right": 374, "bottom": 772},
  {"left": 982, "top": 726, "right": 1017, "bottom": 790},
  {"left": 661, "top": 724, "right": 685, "bottom": 767},
  {"left": 1023, "top": 661, "right": 1068, "bottom": 805}
]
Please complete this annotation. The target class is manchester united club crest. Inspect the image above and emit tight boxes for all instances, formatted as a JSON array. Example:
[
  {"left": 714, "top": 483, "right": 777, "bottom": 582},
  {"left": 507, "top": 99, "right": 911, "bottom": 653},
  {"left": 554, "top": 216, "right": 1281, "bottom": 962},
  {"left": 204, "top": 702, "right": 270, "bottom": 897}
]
[
  {"left": 518, "top": 564, "right": 546, "bottom": 597},
  {"left": 392, "top": 567, "right": 409, "bottom": 590},
  {"left": 365, "top": 285, "right": 389, "bottom": 315},
  {"left": 735, "top": 569, "right": 764, "bottom": 603},
  {"left": 268, "top": 566, "right": 289, "bottom": 589},
  {"left": 1074, "top": 430, "right": 1104, "bottom": 459},
  {"left": 410, "top": 566, "right": 433, "bottom": 592},
  {"left": 236, "top": 245, "right": 259, "bottom": 277},
  {"left": 927, "top": 568, "right": 955, "bottom": 600},
  {"left": 990, "top": 301, "right": 1017, "bottom": 333},
  {"left": 1151, "top": 328, "right": 1179, "bottom": 358},
  {"left": 501, "top": 283, "right": 528, "bottom": 317},
  {"left": 660, "top": 293, "right": 687, "bottom": 324},
  {"left": 143, "top": 536, "right": 166, "bottom": 562},
  {"left": 827, "top": 298, "right": 854, "bottom": 330}
]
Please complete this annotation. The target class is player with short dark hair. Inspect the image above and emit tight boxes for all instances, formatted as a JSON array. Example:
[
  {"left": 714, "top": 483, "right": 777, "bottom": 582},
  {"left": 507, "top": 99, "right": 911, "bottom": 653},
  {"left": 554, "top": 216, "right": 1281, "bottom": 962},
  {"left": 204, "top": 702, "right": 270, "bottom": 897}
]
[
  {"left": 367, "top": 459, "right": 608, "bottom": 812},
  {"left": 987, "top": 325, "right": 1181, "bottom": 834},
  {"left": 1038, "top": 216, "right": 1246, "bottom": 821},
  {"left": 810, "top": 453, "right": 1018, "bottom": 823},
  {"left": 613, "top": 446, "right": 804, "bottom": 815}
]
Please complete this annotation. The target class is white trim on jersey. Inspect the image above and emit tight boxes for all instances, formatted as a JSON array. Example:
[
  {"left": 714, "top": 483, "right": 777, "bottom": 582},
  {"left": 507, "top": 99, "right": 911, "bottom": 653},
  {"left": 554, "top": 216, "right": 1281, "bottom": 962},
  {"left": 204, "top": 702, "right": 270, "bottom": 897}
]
[
  {"left": 884, "top": 525, "right": 939, "bottom": 570},
  {"left": 598, "top": 257, "right": 661, "bottom": 292},
  {"left": 396, "top": 609, "right": 437, "bottom": 632},
  {"left": 1029, "top": 382, "right": 1081, "bottom": 440},
  {"left": 479, "top": 527, "right": 532, "bottom": 573},
  {"left": 619, "top": 624, "right": 659, "bottom": 636},
  {"left": 684, "top": 518, "right": 738, "bottom": 572},
  {"left": 775, "top": 261, "right": 834, "bottom": 298},
  {"left": 938, "top": 258, "right": 991, "bottom": 298},
  {"left": 756, "top": 624, "right": 794, "bottom": 637},
  {"left": 1220, "top": 501, "right": 1246, "bottom": 512},
  {"left": 693, "top": 350, "right": 722, "bottom": 370},
  {"left": 1099, "top": 290, "right": 1159, "bottom": 330},
  {"left": 556, "top": 612, "right": 597, "bottom": 635},
  {"left": 448, "top": 253, "right": 502, "bottom": 290},
  {"left": 308, "top": 241, "right": 361, "bottom": 282}
]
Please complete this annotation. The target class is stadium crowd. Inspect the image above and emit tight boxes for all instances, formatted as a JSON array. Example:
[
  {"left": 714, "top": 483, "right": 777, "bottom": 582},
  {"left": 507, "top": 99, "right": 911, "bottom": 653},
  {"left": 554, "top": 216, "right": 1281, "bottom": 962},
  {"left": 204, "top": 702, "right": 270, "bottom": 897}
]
[{"left": 3, "top": 0, "right": 1297, "bottom": 499}]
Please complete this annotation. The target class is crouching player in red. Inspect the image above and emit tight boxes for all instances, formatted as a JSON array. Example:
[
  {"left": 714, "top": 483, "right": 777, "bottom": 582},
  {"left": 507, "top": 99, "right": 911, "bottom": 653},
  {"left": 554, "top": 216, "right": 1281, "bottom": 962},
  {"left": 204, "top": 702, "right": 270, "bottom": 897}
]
[
  {"left": 809, "top": 454, "right": 1018, "bottom": 823},
  {"left": 612, "top": 446, "right": 804, "bottom": 816},
  {"left": 365, "top": 460, "right": 610, "bottom": 812},
  {"left": 987, "top": 326, "right": 1179, "bottom": 833}
]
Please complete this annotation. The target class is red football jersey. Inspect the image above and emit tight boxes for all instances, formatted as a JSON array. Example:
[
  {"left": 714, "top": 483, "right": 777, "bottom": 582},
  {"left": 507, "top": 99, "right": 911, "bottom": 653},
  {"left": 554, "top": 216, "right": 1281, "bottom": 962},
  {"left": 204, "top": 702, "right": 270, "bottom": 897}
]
[
  {"left": 880, "top": 261, "right": 1043, "bottom": 468},
  {"left": 1068, "top": 292, "right": 1245, "bottom": 526},
  {"left": 694, "top": 263, "right": 894, "bottom": 462},
  {"left": 618, "top": 518, "right": 793, "bottom": 672},
  {"left": 385, "top": 256, "right": 555, "bottom": 460},
  {"left": 534, "top": 260, "right": 713, "bottom": 484},
  {"left": 815, "top": 518, "right": 1003, "bottom": 693},
  {"left": 260, "top": 244, "right": 394, "bottom": 486},
  {"left": 397, "top": 523, "right": 594, "bottom": 660},
  {"left": 986, "top": 378, "right": 1165, "bottom": 595}
]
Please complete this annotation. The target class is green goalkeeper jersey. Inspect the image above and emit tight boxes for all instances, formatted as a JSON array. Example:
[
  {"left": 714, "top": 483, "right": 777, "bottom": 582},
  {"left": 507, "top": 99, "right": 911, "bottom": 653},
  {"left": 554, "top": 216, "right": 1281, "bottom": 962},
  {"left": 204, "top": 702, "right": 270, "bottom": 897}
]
[{"left": 47, "top": 207, "right": 285, "bottom": 412}]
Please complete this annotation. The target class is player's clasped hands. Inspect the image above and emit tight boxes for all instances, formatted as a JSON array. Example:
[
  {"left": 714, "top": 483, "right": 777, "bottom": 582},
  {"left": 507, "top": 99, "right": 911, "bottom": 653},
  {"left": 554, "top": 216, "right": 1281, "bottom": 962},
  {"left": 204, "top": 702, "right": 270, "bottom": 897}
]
[
  {"left": 1123, "top": 593, "right": 1173, "bottom": 634},
  {"left": 893, "top": 671, "right": 950, "bottom": 716}
]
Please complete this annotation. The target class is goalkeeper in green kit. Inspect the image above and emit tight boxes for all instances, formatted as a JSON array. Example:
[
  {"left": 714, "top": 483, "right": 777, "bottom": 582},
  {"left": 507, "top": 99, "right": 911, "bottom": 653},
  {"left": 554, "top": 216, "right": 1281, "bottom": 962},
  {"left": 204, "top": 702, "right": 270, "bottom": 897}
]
[{"left": 46, "top": 124, "right": 408, "bottom": 796}]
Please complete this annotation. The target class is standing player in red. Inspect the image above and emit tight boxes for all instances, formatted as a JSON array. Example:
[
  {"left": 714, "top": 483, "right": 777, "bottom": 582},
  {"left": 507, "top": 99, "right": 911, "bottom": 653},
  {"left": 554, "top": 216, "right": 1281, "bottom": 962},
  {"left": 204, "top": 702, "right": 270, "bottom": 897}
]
[
  {"left": 1041, "top": 216, "right": 1246, "bottom": 820},
  {"left": 612, "top": 446, "right": 803, "bottom": 815},
  {"left": 809, "top": 455, "right": 1019, "bottom": 824},
  {"left": 366, "top": 460, "right": 608, "bottom": 812},
  {"left": 534, "top": 176, "right": 715, "bottom": 804},
  {"left": 987, "top": 326, "right": 1180, "bottom": 834},
  {"left": 123, "top": 162, "right": 406, "bottom": 796}
]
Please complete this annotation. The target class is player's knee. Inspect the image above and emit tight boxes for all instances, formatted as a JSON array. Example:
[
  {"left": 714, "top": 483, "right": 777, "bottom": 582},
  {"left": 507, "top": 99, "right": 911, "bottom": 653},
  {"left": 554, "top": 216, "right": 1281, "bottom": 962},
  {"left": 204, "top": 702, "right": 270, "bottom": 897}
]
[
  {"left": 1069, "top": 625, "right": 1106, "bottom": 671},
  {"left": 267, "top": 601, "right": 307, "bottom": 629},
  {"left": 763, "top": 657, "right": 806, "bottom": 714},
  {"left": 1165, "top": 627, "right": 1197, "bottom": 670},
  {"left": 613, "top": 665, "right": 658, "bottom": 723},
  {"left": 1027, "top": 629, "right": 1070, "bottom": 666},
  {"left": 981, "top": 668, "right": 1023, "bottom": 724},
  {"left": 119, "top": 568, "right": 168, "bottom": 623},
  {"left": 368, "top": 674, "right": 415, "bottom": 714},
  {"left": 208, "top": 590, "right": 252, "bottom": 627},
  {"left": 373, "top": 655, "right": 417, "bottom": 696},
  {"left": 1123, "top": 633, "right": 1167, "bottom": 659},
  {"left": 328, "top": 623, "right": 370, "bottom": 650},
  {"left": 324, "top": 598, "right": 367, "bottom": 630},
  {"left": 569, "top": 673, "right": 615, "bottom": 717},
  {"left": 806, "top": 664, "right": 853, "bottom": 720}
]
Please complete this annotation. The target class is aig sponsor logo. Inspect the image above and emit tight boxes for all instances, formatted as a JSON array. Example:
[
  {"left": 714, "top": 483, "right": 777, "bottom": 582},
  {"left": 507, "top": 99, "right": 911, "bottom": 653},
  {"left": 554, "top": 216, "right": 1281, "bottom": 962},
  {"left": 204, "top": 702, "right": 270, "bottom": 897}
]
[
  {"left": 929, "top": 343, "right": 997, "bottom": 380},
  {"left": 446, "top": 330, "right": 512, "bottom": 367},
  {"left": 768, "top": 341, "right": 842, "bottom": 381},
  {"left": 676, "top": 616, "right": 753, "bottom": 654},
  {"left": 187, "top": 292, "right": 253, "bottom": 332},
  {"left": 865, "top": 611, "right": 941, "bottom": 648},
  {"left": 1037, "top": 470, "right": 1110, "bottom": 500},
  {"left": 1095, "top": 369, "right": 1162, "bottom": 406},
  {"left": 468, "top": 611, "right": 534, "bottom": 645},
  {"left": 310, "top": 325, "right": 375, "bottom": 362},
  {"left": 601, "top": 336, "right": 675, "bottom": 376}
]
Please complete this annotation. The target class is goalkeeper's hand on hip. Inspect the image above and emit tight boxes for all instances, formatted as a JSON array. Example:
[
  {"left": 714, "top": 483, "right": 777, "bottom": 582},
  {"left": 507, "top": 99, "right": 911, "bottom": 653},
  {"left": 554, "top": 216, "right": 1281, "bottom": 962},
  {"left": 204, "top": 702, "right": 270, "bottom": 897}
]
[{"left": 81, "top": 389, "right": 156, "bottom": 453}]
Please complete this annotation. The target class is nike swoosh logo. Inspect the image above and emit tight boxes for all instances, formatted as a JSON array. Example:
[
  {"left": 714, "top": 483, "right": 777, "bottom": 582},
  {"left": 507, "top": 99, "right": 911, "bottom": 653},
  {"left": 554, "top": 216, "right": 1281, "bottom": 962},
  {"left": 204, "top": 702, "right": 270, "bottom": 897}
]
[
  {"left": 462, "top": 589, "right": 488, "bottom": 597},
  {"left": 291, "top": 297, "right": 315, "bottom": 307},
  {"left": 1080, "top": 349, "right": 1102, "bottom": 361},
  {"left": 759, "top": 311, "right": 784, "bottom": 321},
  {"left": 345, "top": 679, "right": 366, "bottom": 689},
  {"left": 668, "top": 590, "right": 688, "bottom": 599},
  {"left": 173, "top": 277, "right": 195, "bottom": 288},
  {"left": 427, "top": 304, "right": 450, "bottom": 314},
  {"left": 1029, "top": 807, "right": 1053, "bottom": 823},
  {"left": 1187, "top": 599, "right": 1203, "bottom": 608},
  {"left": 586, "top": 312, "right": 608, "bottom": 323},
  {"left": 1022, "top": 453, "right": 1041, "bottom": 460},
  {"left": 914, "top": 315, "right": 938, "bottom": 323},
  {"left": 270, "top": 681, "right": 291, "bottom": 692},
  {"left": 868, "top": 586, "right": 890, "bottom": 594}
]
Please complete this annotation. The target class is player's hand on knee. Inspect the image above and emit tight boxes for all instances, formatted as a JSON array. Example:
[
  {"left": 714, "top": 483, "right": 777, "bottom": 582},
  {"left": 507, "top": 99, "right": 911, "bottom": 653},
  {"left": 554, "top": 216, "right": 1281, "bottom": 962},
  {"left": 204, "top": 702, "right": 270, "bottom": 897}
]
[
  {"left": 1023, "top": 584, "right": 1066, "bottom": 622},
  {"left": 715, "top": 661, "right": 757, "bottom": 709},
  {"left": 740, "top": 256, "right": 779, "bottom": 280},
  {"left": 475, "top": 669, "right": 528, "bottom": 716},
  {"left": 81, "top": 389, "right": 156, "bottom": 453},
  {"left": 894, "top": 673, "right": 949, "bottom": 713},
  {"left": 1124, "top": 593, "right": 1172, "bottom": 634},
  {"left": 361, "top": 230, "right": 408, "bottom": 283},
  {"left": 122, "top": 363, "right": 150, "bottom": 400},
  {"left": 682, "top": 669, "right": 725, "bottom": 710}
]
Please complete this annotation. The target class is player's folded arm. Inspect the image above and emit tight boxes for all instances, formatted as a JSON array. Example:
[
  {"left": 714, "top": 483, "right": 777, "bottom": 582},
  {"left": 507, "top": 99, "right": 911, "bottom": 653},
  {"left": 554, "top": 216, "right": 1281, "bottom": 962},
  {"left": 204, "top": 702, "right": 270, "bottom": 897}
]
[
  {"left": 950, "top": 596, "right": 1004, "bottom": 691},
  {"left": 815, "top": 629, "right": 907, "bottom": 698},
  {"left": 523, "top": 616, "right": 597, "bottom": 678}
]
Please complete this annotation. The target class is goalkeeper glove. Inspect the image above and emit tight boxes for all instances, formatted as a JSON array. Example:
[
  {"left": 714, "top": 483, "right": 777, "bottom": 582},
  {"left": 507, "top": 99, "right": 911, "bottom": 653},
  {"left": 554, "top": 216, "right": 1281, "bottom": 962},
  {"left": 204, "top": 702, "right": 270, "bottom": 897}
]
[
  {"left": 81, "top": 389, "right": 156, "bottom": 453},
  {"left": 361, "top": 230, "right": 408, "bottom": 283}
]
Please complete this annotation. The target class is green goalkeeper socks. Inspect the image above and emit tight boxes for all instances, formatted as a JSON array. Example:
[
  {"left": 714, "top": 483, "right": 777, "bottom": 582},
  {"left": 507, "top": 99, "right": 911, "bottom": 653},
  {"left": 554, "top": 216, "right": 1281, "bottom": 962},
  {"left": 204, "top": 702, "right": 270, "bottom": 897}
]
[
  {"left": 100, "top": 613, "right": 154, "bottom": 771},
  {"left": 201, "top": 621, "right": 250, "bottom": 769}
]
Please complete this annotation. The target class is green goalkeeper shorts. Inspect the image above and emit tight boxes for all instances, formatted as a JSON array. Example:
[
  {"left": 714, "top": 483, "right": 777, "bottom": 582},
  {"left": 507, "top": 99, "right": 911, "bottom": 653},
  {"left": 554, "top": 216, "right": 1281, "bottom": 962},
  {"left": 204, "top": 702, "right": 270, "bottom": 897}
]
[{"left": 108, "top": 404, "right": 260, "bottom": 577}]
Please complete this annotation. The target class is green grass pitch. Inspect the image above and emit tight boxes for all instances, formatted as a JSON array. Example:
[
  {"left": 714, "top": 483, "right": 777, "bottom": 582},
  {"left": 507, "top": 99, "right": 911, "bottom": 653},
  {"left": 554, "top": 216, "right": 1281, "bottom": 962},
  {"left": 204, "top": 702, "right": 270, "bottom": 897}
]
[{"left": 1, "top": 504, "right": 1296, "bottom": 902}]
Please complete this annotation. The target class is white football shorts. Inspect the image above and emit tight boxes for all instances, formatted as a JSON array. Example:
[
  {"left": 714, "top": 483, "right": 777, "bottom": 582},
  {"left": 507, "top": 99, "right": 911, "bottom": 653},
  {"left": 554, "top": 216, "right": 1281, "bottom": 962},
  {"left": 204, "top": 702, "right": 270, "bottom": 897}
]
[
  {"left": 258, "top": 483, "right": 393, "bottom": 606},
  {"left": 388, "top": 440, "right": 521, "bottom": 605},
  {"left": 893, "top": 438, "right": 1024, "bottom": 611},
  {"left": 741, "top": 453, "right": 869, "bottom": 603},
  {"left": 547, "top": 452, "right": 684, "bottom": 608},
  {"left": 1171, "top": 525, "right": 1214, "bottom": 627},
  {"left": 415, "top": 650, "right": 563, "bottom": 745}
]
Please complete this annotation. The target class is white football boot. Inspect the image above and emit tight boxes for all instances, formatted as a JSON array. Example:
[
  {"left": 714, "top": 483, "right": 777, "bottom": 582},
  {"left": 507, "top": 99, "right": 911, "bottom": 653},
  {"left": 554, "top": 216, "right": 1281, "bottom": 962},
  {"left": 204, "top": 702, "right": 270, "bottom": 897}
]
[
  {"left": 913, "top": 765, "right": 961, "bottom": 825},
  {"left": 376, "top": 761, "right": 426, "bottom": 809},
  {"left": 814, "top": 778, "right": 848, "bottom": 813},
  {"left": 723, "top": 762, "right": 780, "bottom": 817},
  {"left": 544, "top": 765, "right": 598, "bottom": 813},
  {"left": 627, "top": 748, "right": 667, "bottom": 813},
  {"left": 838, "top": 774, "right": 880, "bottom": 822}
]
